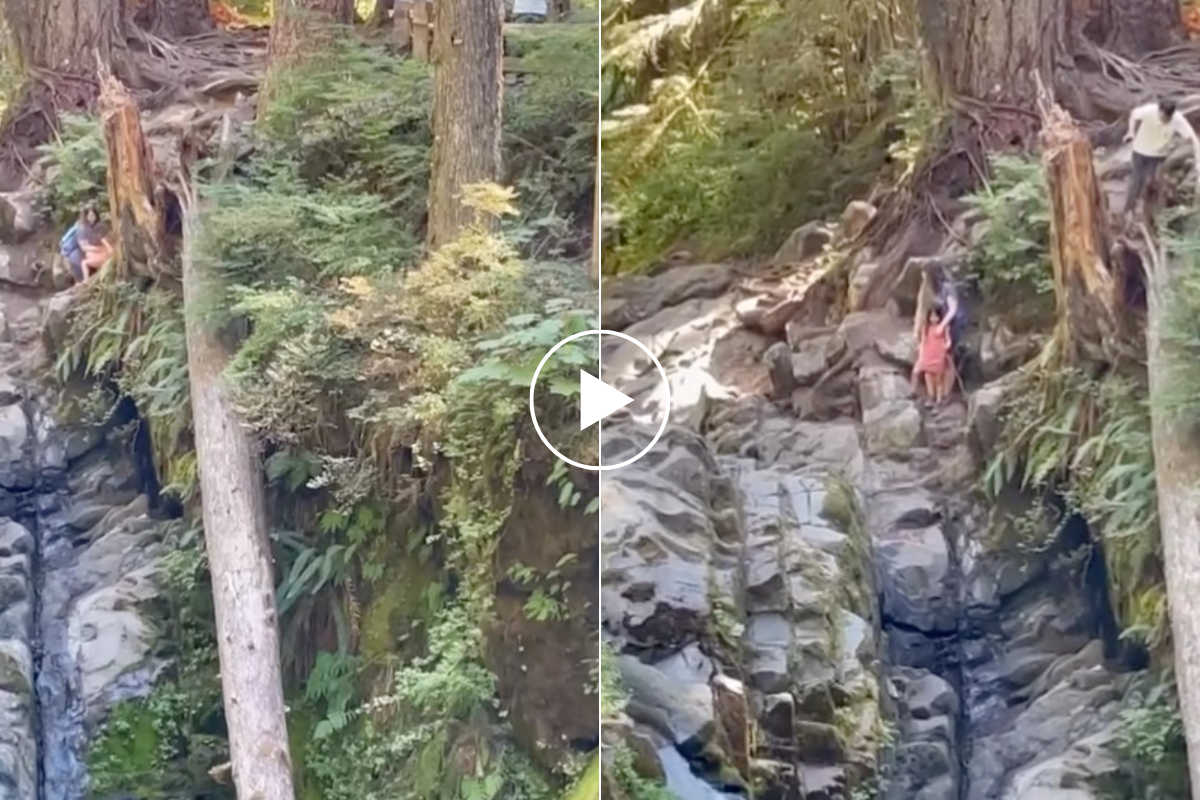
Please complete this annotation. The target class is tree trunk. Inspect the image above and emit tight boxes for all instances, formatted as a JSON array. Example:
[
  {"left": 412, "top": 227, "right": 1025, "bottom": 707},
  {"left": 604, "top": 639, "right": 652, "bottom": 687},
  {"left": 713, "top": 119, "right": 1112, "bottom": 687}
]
[
  {"left": 134, "top": 0, "right": 214, "bottom": 38},
  {"left": 259, "top": 0, "right": 355, "bottom": 111},
  {"left": 427, "top": 0, "right": 503, "bottom": 248},
  {"left": 2, "top": 0, "right": 125, "bottom": 75},
  {"left": 1037, "top": 94, "right": 1121, "bottom": 363},
  {"left": 410, "top": 0, "right": 432, "bottom": 60},
  {"left": 1144, "top": 229, "right": 1200, "bottom": 796},
  {"left": 920, "top": 0, "right": 1184, "bottom": 113},
  {"left": 180, "top": 181, "right": 298, "bottom": 800},
  {"left": 394, "top": 0, "right": 413, "bottom": 49},
  {"left": 98, "top": 66, "right": 165, "bottom": 278}
]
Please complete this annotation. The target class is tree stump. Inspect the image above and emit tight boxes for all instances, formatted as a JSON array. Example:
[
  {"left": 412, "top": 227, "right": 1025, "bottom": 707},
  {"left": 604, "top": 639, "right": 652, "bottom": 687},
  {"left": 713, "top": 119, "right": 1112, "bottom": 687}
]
[
  {"left": 1036, "top": 87, "right": 1120, "bottom": 364},
  {"left": 98, "top": 62, "right": 166, "bottom": 280}
]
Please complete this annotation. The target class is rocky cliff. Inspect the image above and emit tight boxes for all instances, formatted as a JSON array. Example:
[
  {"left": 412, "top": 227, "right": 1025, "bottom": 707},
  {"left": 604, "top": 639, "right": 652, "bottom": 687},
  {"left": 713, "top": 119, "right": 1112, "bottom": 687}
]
[{"left": 599, "top": 205, "right": 1138, "bottom": 799}]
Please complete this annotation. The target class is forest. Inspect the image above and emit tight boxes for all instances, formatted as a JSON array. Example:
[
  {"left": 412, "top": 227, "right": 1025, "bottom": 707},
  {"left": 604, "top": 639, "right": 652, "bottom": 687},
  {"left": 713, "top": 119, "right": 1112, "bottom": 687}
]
[
  {"left": 599, "top": 0, "right": 1200, "bottom": 796},
  {"left": 0, "top": 1, "right": 599, "bottom": 800}
]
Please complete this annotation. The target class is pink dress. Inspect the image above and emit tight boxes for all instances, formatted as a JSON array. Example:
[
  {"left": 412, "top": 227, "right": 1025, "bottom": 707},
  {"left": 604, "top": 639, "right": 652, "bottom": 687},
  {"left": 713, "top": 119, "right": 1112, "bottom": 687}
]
[{"left": 917, "top": 323, "right": 950, "bottom": 375}]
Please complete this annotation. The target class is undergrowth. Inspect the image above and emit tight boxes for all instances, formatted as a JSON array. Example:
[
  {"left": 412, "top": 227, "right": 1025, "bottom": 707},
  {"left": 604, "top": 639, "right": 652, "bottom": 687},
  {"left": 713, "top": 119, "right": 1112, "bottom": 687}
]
[
  {"left": 962, "top": 153, "right": 1055, "bottom": 327},
  {"left": 982, "top": 365, "right": 1165, "bottom": 651},
  {"left": 62, "top": 28, "right": 598, "bottom": 800}
]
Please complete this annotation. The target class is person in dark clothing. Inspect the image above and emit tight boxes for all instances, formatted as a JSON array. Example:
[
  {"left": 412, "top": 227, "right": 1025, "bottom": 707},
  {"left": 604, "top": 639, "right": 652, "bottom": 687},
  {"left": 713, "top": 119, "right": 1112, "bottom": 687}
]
[{"left": 59, "top": 203, "right": 100, "bottom": 283}]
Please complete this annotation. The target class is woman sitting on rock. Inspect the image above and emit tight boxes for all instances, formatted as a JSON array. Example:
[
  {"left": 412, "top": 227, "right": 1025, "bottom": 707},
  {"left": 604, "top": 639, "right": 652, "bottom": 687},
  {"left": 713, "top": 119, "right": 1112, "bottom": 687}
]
[
  {"left": 912, "top": 307, "right": 953, "bottom": 406},
  {"left": 58, "top": 203, "right": 99, "bottom": 283}
]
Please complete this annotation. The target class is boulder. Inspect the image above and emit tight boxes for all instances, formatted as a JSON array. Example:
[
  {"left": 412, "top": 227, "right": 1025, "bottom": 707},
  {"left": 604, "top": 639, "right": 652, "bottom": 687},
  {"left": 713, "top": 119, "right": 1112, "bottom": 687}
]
[
  {"left": 838, "top": 201, "right": 877, "bottom": 242},
  {"left": 774, "top": 222, "right": 833, "bottom": 265}
]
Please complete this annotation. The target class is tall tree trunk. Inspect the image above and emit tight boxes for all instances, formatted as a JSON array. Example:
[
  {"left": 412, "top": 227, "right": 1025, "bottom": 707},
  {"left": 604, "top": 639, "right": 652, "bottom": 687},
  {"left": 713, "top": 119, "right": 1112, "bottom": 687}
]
[
  {"left": 427, "top": 0, "right": 503, "bottom": 248},
  {"left": 920, "top": 0, "right": 1184, "bottom": 115},
  {"left": 180, "top": 179, "right": 298, "bottom": 800},
  {"left": 135, "top": 0, "right": 214, "bottom": 38},
  {"left": 259, "top": 0, "right": 355, "bottom": 112},
  {"left": 1144, "top": 230, "right": 1200, "bottom": 796},
  {"left": 2, "top": 0, "right": 125, "bottom": 75}
]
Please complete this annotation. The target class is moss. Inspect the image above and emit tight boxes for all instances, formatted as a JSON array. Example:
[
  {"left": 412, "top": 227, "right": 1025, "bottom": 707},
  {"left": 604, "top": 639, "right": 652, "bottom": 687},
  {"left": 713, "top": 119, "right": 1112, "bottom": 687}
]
[
  {"left": 86, "top": 701, "right": 163, "bottom": 798},
  {"left": 360, "top": 535, "right": 440, "bottom": 666}
]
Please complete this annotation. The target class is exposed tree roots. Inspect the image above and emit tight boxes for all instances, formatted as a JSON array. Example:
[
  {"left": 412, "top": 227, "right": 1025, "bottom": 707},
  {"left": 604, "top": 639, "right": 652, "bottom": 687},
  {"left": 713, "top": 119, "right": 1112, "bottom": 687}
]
[{"left": 857, "top": 40, "right": 1200, "bottom": 314}]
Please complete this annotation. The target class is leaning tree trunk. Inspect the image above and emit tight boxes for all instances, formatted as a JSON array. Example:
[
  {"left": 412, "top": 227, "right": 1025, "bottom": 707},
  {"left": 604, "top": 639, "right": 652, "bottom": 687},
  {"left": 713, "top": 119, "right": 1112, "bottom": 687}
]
[
  {"left": 427, "top": 0, "right": 503, "bottom": 249},
  {"left": 1144, "top": 228, "right": 1200, "bottom": 797},
  {"left": 180, "top": 180, "right": 298, "bottom": 800}
]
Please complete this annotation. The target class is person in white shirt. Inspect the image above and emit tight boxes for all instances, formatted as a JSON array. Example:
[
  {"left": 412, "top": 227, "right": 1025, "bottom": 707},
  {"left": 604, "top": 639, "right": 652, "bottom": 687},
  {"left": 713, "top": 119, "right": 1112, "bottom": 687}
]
[{"left": 1123, "top": 97, "right": 1200, "bottom": 216}]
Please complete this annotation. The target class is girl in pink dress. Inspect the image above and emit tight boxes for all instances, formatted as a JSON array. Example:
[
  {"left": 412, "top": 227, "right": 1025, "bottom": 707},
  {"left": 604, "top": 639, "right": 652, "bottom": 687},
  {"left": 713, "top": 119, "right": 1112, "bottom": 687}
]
[{"left": 912, "top": 308, "right": 952, "bottom": 405}]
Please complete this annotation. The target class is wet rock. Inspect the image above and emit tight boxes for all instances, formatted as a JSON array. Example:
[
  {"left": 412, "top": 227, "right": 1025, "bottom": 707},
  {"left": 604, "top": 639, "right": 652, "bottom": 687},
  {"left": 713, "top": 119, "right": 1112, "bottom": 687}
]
[
  {"left": 601, "top": 426, "right": 740, "bottom": 648},
  {"left": 619, "top": 655, "right": 715, "bottom": 747},
  {"left": 877, "top": 524, "right": 954, "bottom": 634},
  {"left": 774, "top": 222, "right": 832, "bottom": 265},
  {"left": 967, "top": 665, "right": 1122, "bottom": 800}
]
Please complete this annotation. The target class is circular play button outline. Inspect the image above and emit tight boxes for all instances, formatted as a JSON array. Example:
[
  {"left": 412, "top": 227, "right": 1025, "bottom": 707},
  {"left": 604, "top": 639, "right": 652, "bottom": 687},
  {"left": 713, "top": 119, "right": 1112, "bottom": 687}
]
[{"left": 528, "top": 329, "right": 671, "bottom": 472}]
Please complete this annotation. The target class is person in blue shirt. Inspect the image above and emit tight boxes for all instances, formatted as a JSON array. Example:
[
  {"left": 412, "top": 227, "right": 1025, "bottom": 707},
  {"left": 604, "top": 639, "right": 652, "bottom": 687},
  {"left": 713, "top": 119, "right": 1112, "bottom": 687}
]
[{"left": 58, "top": 203, "right": 99, "bottom": 283}]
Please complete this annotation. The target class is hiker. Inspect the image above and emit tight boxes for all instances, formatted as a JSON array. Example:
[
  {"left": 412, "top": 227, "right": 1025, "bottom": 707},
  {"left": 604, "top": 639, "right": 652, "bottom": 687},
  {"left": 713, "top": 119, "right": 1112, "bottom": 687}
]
[
  {"left": 58, "top": 203, "right": 99, "bottom": 283},
  {"left": 1123, "top": 97, "right": 1200, "bottom": 218},
  {"left": 912, "top": 307, "right": 953, "bottom": 406}
]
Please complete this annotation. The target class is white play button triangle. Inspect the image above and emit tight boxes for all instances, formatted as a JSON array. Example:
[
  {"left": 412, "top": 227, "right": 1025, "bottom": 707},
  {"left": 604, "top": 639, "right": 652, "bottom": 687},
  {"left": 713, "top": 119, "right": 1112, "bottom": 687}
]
[{"left": 579, "top": 370, "right": 634, "bottom": 431}]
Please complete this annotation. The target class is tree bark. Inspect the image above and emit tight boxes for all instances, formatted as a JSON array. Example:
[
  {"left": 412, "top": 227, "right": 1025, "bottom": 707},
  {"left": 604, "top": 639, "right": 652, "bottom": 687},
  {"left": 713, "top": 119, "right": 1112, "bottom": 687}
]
[
  {"left": 1144, "top": 229, "right": 1200, "bottom": 796},
  {"left": 180, "top": 181, "right": 298, "bottom": 800},
  {"left": 1037, "top": 94, "right": 1121, "bottom": 363},
  {"left": 134, "top": 0, "right": 214, "bottom": 38},
  {"left": 259, "top": 0, "right": 355, "bottom": 112},
  {"left": 98, "top": 67, "right": 166, "bottom": 278},
  {"left": 427, "top": 0, "right": 503, "bottom": 248},
  {"left": 920, "top": 0, "right": 1184, "bottom": 112},
  {"left": 2, "top": 0, "right": 125, "bottom": 75}
]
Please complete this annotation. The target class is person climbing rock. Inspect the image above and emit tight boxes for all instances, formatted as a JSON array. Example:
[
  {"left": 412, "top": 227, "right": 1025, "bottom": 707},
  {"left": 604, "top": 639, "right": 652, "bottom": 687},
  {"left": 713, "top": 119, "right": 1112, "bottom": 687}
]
[
  {"left": 58, "top": 203, "right": 99, "bottom": 283},
  {"left": 912, "top": 307, "right": 953, "bottom": 406},
  {"left": 915, "top": 263, "right": 966, "bottom": 376},
  {"left": 1122, "top": 97, "right": 1200, "bottom": 218}
]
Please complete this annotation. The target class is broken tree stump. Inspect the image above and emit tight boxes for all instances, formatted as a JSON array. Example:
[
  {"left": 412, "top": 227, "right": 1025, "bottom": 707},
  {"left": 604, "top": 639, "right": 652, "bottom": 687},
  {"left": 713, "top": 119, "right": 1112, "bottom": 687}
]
[
  {"left": 98, "top": 61, "right": 167, "bottom": 280},
  {"left": 1037, "top": 84, "right": 1121, "bottom": 364}
]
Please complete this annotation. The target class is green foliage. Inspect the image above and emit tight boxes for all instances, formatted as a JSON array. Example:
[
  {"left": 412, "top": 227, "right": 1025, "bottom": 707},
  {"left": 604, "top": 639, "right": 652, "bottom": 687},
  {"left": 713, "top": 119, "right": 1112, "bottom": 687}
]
[
  {"left": 963, "top": 154, "right": 1055, "bottom": 322},
  {"left": 1103, "top": 677, "right": 1189, "bottom": 800},
  {"left": 601, "top": 0, "right": 926, "bottom": 270},
  {"left": 37, "top": 113, "right": 108, "bottom": 224},
  {"left": 65, "top": 26, "right": 599, "bottom": 800},
  {"left": 983, "top": 366, "right": 1166, "bottom": 650}
]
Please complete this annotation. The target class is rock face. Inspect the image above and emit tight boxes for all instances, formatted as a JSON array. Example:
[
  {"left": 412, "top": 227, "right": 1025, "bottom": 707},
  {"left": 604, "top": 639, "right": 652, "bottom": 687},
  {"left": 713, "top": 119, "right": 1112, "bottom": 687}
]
[
  {"left": 0, "top": 286, "right": 167, "bottom": 800},
  {"left": 601, "top": 250, "right": 1134, "bottom": 800}
]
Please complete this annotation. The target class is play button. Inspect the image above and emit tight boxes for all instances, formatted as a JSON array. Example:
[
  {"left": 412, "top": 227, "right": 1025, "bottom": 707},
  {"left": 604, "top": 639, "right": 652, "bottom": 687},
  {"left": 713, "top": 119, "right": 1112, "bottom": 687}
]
[
  {"left": 529, "top": 329, "right": 670, "bottom": 471},
  {"left": 579, "top": 370, "right": 633, "bottom": 431}
]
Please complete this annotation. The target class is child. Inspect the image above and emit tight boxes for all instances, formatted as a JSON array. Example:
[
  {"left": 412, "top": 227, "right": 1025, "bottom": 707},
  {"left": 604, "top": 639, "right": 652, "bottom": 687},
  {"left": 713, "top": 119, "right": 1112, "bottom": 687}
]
[{"left": 912, "top": 308, "right": 953, "bottom": 406}]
